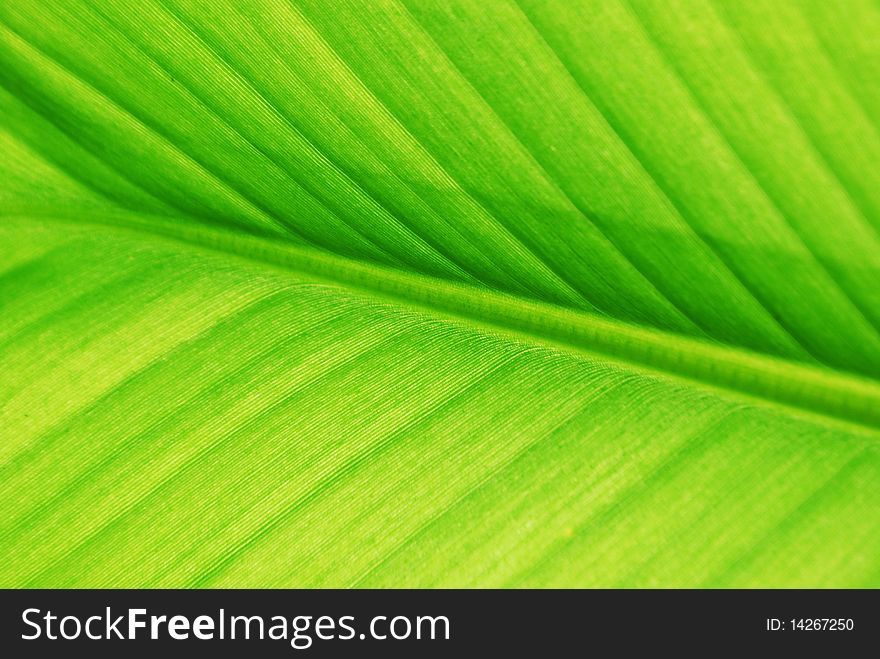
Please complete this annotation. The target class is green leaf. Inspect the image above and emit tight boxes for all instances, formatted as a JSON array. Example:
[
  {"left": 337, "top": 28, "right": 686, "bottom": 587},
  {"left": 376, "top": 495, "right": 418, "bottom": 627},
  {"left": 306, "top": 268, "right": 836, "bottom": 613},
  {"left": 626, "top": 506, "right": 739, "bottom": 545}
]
[{"left": 1, "top": 0, "right": 878, "bottom": 587}]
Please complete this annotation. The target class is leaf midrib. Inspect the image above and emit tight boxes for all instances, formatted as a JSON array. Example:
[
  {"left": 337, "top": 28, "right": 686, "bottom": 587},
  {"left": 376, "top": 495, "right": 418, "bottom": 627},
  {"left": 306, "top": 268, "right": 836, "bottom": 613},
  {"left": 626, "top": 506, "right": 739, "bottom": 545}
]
[{"left": 11, "top": 209, "right": 880, "bottom": 434}]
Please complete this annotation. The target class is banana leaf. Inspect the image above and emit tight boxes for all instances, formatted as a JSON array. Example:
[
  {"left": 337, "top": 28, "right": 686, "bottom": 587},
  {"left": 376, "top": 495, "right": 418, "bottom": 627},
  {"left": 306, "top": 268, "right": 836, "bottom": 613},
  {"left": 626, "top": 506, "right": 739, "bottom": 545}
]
[{"left": 1, "top": 0, "right": 878, "bottom": 587}]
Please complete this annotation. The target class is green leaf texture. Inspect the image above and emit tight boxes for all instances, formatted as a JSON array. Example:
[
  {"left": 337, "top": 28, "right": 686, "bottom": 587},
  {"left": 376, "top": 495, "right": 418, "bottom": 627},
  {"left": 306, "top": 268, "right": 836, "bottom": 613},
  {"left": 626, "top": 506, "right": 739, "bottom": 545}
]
[{"left": 1, "top": 0, "right": 879, "bottom": 587}]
